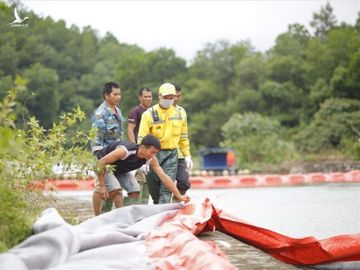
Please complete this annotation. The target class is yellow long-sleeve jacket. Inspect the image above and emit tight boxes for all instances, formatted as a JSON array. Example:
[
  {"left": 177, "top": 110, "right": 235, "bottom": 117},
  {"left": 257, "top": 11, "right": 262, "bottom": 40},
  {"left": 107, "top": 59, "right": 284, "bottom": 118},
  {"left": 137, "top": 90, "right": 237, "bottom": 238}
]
[
  {"left": 137, "top": 104, "right": 191, "bottom": 157},
  {"left": 176, "top": 105, "right": 187, "bottom": 159}
]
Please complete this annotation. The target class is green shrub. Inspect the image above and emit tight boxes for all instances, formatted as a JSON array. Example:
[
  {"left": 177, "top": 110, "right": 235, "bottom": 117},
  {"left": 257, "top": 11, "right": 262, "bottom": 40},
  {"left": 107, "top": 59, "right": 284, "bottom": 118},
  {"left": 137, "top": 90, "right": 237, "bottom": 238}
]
[
  {"left": 221, "top": 112, "right": 299, "bottom": 171},
  {"left": 294, "top": 98, "right": 360, "bottom": 153},
  {"left": 0, "top": 183, "right": 32, "bottom": 252},
  {"left": 0, "top": 84, "right": 95, "bottom": 251},
  {"left": 340, "top": 136, "right": 360, "bottom": 160}
]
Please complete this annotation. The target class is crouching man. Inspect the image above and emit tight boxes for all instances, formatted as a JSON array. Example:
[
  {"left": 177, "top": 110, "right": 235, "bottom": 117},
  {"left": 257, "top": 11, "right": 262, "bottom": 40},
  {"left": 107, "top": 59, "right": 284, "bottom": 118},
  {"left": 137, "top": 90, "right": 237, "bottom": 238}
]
[{"left": 94, "top": 134, "right": 190, "bottom": 215}]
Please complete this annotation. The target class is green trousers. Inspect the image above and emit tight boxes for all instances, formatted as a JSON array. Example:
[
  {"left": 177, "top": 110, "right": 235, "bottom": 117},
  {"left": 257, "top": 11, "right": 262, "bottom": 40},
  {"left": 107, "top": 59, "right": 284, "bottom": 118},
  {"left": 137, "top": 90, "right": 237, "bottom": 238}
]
[{"left": 146, "top": 149, "right": 178, "bottom": 204}]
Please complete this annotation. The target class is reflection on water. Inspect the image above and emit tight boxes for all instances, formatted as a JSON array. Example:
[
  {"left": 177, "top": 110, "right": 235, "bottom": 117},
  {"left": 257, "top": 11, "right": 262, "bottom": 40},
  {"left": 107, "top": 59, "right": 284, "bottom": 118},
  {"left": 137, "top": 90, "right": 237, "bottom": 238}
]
[{"left": 56, "top": 183, "right": 360, "bottom": 239}]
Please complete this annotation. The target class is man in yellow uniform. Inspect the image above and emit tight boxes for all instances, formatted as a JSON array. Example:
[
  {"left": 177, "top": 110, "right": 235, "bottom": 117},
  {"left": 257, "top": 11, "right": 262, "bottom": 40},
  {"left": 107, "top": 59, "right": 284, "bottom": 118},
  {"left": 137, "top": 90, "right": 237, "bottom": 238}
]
[{"left": 137, "top": 83, "right": 192, "bottom": 204}]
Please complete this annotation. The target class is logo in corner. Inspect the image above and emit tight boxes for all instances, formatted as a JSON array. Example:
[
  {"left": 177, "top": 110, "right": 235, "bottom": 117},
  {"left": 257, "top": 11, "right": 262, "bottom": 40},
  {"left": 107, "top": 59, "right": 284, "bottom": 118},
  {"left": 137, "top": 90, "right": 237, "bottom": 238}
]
[{"left": 8, "top": 7, "right": 29, "bottom": 27}]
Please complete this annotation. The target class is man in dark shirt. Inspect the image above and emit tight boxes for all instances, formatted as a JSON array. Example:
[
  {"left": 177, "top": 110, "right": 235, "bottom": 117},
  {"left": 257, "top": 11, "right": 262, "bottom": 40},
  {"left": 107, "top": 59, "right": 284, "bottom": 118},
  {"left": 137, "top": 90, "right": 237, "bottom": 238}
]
[
  {"left": 128, "top": 87, "right": 152, "bottom": 143},
  {"left": 95, "top": 134, "right": 190, "bottom": 215},
  {"left": 127, "top": 87, "right": 152, "bottom": 204}
]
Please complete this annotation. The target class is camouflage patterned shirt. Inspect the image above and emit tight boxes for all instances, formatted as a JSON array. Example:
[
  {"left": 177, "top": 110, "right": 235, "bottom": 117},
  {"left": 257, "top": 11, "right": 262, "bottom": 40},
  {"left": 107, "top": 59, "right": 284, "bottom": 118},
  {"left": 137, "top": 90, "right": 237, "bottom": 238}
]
[{"left": 91, "top": 101, "right": 124, "bottom": 154}]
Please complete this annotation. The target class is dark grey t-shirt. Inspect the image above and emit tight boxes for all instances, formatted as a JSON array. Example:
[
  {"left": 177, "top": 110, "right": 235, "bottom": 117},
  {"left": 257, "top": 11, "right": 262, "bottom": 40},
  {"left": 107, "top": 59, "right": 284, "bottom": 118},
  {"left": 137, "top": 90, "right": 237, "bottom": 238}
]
[{"left": 97, "top": 141, "right": 147, "bottom": 176}]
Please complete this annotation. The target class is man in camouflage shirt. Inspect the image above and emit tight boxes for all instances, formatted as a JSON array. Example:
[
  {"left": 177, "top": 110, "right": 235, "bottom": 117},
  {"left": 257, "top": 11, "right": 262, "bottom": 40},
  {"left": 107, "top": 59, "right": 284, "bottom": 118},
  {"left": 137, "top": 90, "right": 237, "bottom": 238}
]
[{"left": 91, "top": 82, "right": 140, "bottom": 215}]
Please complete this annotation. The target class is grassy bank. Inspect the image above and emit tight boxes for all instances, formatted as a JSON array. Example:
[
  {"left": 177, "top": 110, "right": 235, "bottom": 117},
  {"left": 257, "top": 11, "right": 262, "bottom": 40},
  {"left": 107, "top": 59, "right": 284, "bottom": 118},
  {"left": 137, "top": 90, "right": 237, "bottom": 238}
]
[{"left": 0, "top": 191, "right": 93, "bottom": 252}]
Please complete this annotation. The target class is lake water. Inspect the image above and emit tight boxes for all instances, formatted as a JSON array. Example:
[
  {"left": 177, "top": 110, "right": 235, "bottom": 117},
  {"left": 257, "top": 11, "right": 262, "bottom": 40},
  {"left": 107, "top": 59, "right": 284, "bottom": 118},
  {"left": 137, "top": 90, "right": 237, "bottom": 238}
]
[{"left": 56, "top": 183, "right": 360, "bottom": 240}]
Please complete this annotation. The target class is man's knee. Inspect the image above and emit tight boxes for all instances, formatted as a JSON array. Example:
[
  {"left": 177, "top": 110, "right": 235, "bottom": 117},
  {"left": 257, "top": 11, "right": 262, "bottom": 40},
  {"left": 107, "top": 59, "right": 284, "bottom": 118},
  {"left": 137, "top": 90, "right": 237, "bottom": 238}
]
[
  {"left": 108, "top": 189, "right": 121, "bottom": 199},
  {"left": 127, "top": 191, "right": 140, "bottom": 198}
]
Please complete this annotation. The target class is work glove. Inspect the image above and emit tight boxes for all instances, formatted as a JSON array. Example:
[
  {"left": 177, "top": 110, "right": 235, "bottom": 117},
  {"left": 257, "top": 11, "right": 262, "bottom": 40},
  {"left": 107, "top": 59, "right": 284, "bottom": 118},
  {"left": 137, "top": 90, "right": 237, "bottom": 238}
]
[
  {"left": 139, "top": 164, "right": 150, "bottom": 175},
  {"left": 184, "top": 156, "right": 193, "bottom": 171}
]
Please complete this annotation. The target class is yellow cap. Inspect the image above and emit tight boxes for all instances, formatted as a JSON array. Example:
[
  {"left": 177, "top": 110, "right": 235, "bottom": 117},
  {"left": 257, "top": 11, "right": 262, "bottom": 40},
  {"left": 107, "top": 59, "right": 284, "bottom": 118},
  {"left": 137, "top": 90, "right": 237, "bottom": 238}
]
[{"left": 158, "top": 83, "right": 176, "bottom": 96}]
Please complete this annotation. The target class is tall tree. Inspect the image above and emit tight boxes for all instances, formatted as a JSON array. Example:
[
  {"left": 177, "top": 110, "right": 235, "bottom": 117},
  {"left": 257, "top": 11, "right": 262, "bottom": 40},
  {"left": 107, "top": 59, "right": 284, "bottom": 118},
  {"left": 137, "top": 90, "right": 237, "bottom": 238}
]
[
  {"left": 355, "top": 12, "right": 360, "bottom": 33},
  {"left": 189, "top": 40, "right": 252, "bottom": 100},
  {"left": 232, "top": 52, "right": 266, "bottom": 90},
  {"left": 259, "top": 80, "right": 304, "bottom": 126},
  {"left": 310, "top": 2, "right": 337, "bottom": 40},
  {"left": 23, "top": 63, "right": 60, "bottom": 128}
]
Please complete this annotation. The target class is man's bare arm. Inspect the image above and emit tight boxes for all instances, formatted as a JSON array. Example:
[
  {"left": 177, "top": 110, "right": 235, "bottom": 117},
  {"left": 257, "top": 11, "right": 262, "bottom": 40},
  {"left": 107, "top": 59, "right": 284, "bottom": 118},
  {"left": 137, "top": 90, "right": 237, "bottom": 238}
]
[{"left": 127, "top": 123, "right": 136, "bottom": 143}]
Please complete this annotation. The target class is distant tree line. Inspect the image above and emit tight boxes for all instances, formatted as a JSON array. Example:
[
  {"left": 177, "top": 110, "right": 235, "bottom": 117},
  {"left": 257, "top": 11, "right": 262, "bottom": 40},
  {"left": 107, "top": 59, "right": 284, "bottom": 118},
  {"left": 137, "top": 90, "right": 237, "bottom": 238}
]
[{"left": 0, "top": 2, "right": 359, "bottom": 170}]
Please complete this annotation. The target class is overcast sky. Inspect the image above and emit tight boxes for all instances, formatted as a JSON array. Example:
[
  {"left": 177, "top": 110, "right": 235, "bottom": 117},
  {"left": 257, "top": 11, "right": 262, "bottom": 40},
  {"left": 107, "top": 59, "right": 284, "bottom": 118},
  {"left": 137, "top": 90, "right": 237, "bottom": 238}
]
[{"left": 19, "top": 0, "right": 360, "bottom": 63}]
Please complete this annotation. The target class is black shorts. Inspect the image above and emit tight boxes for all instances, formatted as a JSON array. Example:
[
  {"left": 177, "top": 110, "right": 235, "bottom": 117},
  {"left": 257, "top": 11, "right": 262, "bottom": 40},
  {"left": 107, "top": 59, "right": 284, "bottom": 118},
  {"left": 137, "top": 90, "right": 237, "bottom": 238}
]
[{"left": 176, "top": 159, "right": 191, "bottom": 191}]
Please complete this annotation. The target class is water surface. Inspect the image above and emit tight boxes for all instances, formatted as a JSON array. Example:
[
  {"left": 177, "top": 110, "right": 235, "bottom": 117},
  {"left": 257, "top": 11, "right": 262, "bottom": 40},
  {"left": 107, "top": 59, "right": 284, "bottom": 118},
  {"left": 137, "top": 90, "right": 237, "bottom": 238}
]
[{"left": 57, "top": 183, "right": 360, "bottom": 239}]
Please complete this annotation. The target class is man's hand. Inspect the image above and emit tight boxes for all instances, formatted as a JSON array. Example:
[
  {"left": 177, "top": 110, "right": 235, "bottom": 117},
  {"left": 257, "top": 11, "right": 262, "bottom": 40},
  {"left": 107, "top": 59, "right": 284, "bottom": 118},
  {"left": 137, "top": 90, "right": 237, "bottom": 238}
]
[
  {"left": 99, "top": 185, "right": 109, "bottom": 199},
  {"left": 176, "top": 194, "right": 191, "bottom": 203},
  {"left": 184, "top": 156, "right": 193, "bottom": 171},
  {"left": 139, "top": 164, "right": 150, "bottom": 175}
]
